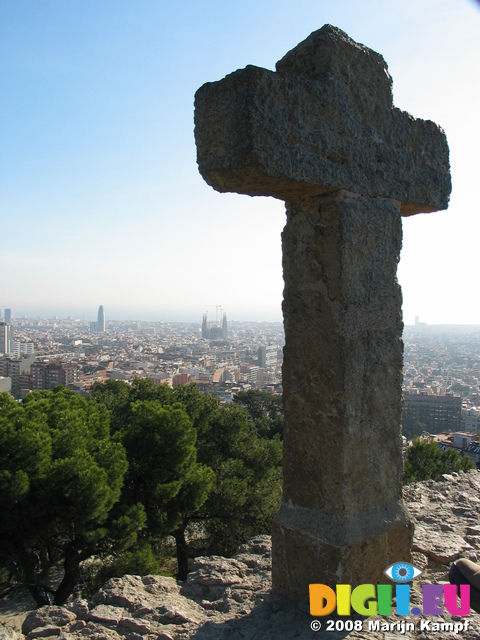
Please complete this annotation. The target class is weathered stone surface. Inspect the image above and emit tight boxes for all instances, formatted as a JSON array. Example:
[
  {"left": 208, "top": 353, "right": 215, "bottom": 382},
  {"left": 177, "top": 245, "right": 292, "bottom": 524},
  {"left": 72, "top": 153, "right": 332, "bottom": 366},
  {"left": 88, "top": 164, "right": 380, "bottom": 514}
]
[
  {"left": 86, "top": 604, "right": 124, "bottom": 625},
  {"left": 195, "top": 24, "right": 451, "bottom": 605},
  {"left": 66, "top": 600, "right": 89, "bottom": 620},
  {"left": 118, "top": 616, "right": 164, "bottom": 635},
  {"left": 21, "top": 609, "right": 75, "bottom": 637},
  {"left": 27, "top": 626, "right": 61, "bottom": 639},
  {"left": 195, "top": 25, "right": 450, "bottom": 214},
  {"left": 92, "top": 574, "right": 205, "bottom": 627},
  {"left": 280, "top": 194, "right": 405, "bottom": 513},
  {"left": 273, "top": 194, "right": 413, "bottom": 596},
  {"left": 413, "top": 526, "right": 472, "bottom": 563},
  {"left": 0, "top": 626, "right": 22, "bottom": 640},
  {"left": 75, "top": 624, "right": 123, "bottom": 639},
  {"left": 405, "top": 471, "right": 480, "bottom": 565}
]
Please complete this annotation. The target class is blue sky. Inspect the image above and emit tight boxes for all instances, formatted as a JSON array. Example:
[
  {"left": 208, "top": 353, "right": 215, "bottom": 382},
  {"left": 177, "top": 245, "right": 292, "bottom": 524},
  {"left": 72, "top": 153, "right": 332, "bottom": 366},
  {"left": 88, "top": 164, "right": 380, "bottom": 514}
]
[{"left": 1, "top": 0, "right": 479, "bottom": 323}]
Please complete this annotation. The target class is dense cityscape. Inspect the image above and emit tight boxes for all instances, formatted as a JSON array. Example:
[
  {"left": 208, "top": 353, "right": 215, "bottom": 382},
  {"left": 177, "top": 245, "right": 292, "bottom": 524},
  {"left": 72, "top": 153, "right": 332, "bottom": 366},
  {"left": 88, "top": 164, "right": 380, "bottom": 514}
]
[
  {"left": 0, "top": 307, "right": 284, "bottom": 404},
  {"left": 2, "top": 307, "right": 480, "bottom": 440}
]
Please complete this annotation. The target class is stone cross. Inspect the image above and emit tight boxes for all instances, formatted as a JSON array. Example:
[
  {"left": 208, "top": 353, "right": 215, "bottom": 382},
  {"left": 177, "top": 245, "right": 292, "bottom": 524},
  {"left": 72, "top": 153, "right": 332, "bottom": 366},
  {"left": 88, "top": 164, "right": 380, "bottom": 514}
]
[{"left": 194, "top": 25, "right": 451, "bottom": 604}]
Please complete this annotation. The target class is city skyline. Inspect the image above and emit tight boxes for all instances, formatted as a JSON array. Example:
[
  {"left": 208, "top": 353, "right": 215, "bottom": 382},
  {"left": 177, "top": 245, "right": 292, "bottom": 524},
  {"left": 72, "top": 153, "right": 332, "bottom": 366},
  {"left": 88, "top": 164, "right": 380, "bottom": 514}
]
[
  {"left": 3, "top": 304, "right": 480, "bottom": 328},
  {"left": 1, "top": 1, "right": 479, "bottom": 325}
]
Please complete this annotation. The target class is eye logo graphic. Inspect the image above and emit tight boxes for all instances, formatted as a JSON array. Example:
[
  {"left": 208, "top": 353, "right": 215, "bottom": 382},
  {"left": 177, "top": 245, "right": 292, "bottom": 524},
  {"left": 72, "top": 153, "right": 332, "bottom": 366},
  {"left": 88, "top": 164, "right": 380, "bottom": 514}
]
[{"left": 384, "top": 562, "right": 423, "bottom": 583}]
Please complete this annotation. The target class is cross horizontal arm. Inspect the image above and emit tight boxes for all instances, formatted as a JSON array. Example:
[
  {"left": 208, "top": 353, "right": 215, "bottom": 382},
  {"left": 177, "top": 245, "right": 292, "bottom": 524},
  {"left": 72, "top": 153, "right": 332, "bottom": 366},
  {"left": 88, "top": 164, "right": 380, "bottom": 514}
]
[{"left": 195, "top": 27, "right": 451, "bottom": 216}]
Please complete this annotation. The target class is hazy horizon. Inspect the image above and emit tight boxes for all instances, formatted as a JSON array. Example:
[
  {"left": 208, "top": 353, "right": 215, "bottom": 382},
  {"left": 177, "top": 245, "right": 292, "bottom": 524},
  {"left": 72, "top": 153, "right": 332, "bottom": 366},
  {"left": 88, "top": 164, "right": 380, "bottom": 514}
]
[{"left": 6, "top": 305, "right": 480, "bottom": 328}]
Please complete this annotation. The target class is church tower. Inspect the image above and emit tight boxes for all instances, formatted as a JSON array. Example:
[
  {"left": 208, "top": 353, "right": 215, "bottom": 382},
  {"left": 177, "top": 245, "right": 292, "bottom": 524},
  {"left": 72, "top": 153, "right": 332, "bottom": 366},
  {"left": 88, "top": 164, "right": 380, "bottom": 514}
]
[
  {"left": 222, "top": 313, "right": 228, "bottom": 339},
  {"left": 202, "top": 313, "right": 208, "bottom": 339}
]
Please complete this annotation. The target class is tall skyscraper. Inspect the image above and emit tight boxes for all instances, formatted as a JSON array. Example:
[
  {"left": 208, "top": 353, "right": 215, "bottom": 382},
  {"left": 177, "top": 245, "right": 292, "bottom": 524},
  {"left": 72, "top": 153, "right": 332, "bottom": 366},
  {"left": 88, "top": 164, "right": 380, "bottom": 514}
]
[
  {"left": 0, "top": 322, "right": 11, "bottom": 354},
  {"left": 97, "top": 305, "right": 105, "bottom": 332},
  {"left": 258, "top": 344, "right": 277, "bottom": 368},
  {"left": 4, "top": 308, "right": 11, "bottom": 325}
]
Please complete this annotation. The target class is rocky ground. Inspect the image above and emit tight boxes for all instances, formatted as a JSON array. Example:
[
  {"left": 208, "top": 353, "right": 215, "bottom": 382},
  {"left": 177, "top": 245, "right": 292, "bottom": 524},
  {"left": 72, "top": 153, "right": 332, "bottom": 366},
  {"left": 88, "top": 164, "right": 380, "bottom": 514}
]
[{"left": 2, "top": 470, "right": 480, "bottom": 639}]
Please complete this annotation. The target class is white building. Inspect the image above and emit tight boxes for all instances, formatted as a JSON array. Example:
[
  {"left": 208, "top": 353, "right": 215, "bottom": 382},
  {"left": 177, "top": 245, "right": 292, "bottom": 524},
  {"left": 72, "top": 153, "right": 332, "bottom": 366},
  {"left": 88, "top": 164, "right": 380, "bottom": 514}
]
[
  {"left": 258, "top": 344, "right": 278, "bottom": 368},
  {"left": 10, "top": 341, "right": 35, "bottom": 357},
  {"left": 0, "top": 376, "right": 11, "bottom": 394},
  {"left": 462, "top": 407, "right": 480, "bottom": 433}
]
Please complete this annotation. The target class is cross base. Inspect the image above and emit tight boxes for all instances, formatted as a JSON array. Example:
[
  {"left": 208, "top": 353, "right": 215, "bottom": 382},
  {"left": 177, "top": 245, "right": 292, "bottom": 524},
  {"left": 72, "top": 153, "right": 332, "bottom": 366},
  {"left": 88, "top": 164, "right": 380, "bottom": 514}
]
[{"left": 272, "top": 512, "right": 413, "bottom": 604}]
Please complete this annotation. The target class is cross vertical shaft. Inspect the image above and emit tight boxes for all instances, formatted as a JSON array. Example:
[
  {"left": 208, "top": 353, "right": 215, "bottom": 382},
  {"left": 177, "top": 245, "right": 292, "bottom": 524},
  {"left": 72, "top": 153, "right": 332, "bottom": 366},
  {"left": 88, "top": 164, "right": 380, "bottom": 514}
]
[{"left": 273, "top": 192, "right": 410, "bottom": 600}]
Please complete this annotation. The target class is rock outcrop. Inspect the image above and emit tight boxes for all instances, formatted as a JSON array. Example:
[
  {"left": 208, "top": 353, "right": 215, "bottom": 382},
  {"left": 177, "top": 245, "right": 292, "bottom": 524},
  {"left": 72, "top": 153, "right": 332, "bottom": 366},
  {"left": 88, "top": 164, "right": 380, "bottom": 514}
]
[{"left": 1, "top": 470, "right": 477, "bottom": 639}]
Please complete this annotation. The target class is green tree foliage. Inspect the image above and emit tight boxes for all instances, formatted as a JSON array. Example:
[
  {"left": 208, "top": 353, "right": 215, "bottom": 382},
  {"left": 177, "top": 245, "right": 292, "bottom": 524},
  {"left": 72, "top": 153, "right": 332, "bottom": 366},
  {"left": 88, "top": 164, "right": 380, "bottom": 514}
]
[
  {"left": 0, "top": 389, "right": 142, "bottom": 606},
  {"left": 90, "top": 378, "right": 171, "bottom": 434},
  {"left": 120, "top": 401, "right": 202, "bottom": 533},
  {"left": 162, "top": 385, "right": 282, "bottom": 557},
  {"left": 194, "top": 401, "right": 283, "bottom": 556},
  {"left": 233, "top": 389, "right": 284, "bottom": 439},
  {"left": 81, "top": 544, "right": 160, "bottom": 596},
  {"left": 1, "top": 379, "right": 284, "bottom": 597},
  {"left": 92, "top": 381, "right": 283, "bottom": 573},
  {"left": 403, "top": 437, "right": 475, "bottom": 485},
  {"left": 118, "top": 399, "right": 214, "bottom": 579},
  {"left": 91, "top": 380, "right": 215, "bottom": 579},
  {"left": 402, "top": 420, "right": 428, "bottom": 441}
]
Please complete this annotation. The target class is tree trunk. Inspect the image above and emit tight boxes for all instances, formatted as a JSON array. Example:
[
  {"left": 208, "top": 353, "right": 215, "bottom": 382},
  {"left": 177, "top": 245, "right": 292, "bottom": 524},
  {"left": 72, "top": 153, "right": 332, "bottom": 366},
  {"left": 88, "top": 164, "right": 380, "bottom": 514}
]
[
  {"left": 28, "top": 584, "right": 51, "bottom": 607},
  {"left": 173, "top": 527, "right": 189, "bottom": 581},
  {"left": 53, "top": 546, "right": 80, "bottom": 605},
  {"left": 15, "top": 548, "right": 50, "bottom": 607}
]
